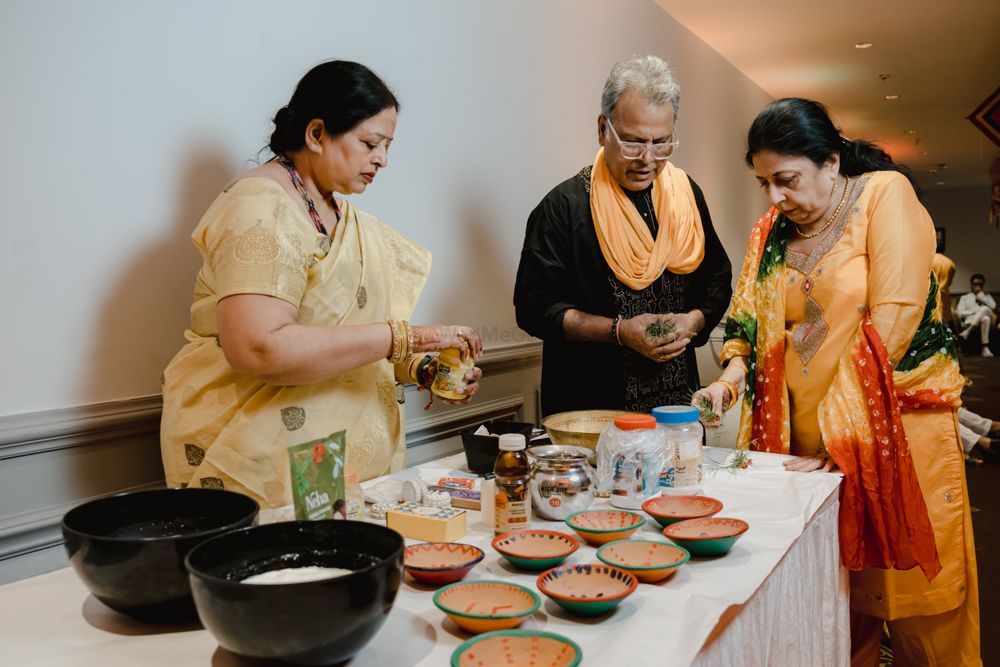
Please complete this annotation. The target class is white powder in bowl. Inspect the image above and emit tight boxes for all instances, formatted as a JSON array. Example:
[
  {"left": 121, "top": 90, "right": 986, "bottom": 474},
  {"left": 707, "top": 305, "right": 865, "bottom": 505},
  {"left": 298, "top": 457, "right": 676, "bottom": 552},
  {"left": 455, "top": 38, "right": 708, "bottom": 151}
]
[{"left": 241, "top": 566, "right": 354, "bottom": 584}]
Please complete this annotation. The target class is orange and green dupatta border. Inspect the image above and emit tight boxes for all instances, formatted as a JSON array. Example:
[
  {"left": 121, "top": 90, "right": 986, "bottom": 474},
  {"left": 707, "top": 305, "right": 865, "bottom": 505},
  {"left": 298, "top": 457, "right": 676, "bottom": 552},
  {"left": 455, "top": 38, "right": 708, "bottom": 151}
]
[{"left": 720, "top": 207, "right": 960, "bottom": 579}]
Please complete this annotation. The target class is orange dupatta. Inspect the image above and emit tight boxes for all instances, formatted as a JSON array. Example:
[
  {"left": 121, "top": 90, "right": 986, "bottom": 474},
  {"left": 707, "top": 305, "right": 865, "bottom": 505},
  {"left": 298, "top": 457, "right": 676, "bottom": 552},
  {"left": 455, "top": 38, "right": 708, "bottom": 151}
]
[{"left": 589, "top": 148, "right": 704, "bottom": 290}]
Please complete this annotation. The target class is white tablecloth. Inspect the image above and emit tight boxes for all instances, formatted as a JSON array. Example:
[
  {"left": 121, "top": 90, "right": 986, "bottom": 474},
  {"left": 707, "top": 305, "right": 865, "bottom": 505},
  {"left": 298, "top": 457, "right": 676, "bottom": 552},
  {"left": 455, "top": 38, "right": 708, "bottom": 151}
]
[{"left": 0, "top": 448, "right": 849, "bottom": 666}]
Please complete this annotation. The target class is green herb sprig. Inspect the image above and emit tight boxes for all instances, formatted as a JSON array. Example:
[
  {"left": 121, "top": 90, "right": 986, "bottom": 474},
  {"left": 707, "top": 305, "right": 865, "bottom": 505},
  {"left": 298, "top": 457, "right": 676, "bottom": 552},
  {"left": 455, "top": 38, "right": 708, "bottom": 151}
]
[{"left": 645, "top": 318, "right": 675, "bottom": 341}]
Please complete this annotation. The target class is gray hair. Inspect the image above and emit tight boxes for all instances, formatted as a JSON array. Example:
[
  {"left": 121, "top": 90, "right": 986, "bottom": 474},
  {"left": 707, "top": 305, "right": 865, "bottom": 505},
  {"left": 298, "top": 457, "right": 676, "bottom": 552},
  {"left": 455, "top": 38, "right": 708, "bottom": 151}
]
[{"left": 601, "top": 55, "right": 680, "bottom": 120}]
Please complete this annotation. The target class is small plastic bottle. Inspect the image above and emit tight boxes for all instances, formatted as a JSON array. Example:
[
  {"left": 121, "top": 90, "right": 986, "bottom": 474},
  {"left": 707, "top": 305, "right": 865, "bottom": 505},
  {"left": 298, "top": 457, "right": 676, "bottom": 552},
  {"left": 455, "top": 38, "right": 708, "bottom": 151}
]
[
  {"left": 653, "top": 406, "right": 704, "bottom": 495},
  {"left": 343, "top": 465, "right": 365, "bottom": 520},
  {"left": 494, "top": 433, "right": 531, "bottom": 535}
]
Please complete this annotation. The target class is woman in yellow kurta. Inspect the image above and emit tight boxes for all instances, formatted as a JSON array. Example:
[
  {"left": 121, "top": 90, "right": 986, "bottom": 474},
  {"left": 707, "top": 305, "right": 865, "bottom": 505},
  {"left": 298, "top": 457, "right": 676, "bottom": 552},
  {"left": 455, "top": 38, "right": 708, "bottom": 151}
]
[
  {"left": 160, "top": 61, "right": 483, "bottom": 508},
  {"left": 694, "top": 98, "right": 980, "bottom": 665}
]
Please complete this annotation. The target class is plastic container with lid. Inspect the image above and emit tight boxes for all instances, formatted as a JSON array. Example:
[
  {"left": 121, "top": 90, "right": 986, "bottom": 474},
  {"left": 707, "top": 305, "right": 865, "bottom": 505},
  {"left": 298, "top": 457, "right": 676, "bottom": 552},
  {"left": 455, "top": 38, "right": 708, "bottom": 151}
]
[
  {"left": 652, "top": 406, "right": 704, "bottom": 495},
  {"left": 595, "top": 414, "right": 665, "bottom": 510}
]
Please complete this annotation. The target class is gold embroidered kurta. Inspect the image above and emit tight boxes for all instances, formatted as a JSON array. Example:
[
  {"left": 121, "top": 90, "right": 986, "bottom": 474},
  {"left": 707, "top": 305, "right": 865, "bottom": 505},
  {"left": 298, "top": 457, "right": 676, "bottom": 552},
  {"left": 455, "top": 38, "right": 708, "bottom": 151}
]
[{"left": 160, "top": 178, "right": 430, "bottom": 508}]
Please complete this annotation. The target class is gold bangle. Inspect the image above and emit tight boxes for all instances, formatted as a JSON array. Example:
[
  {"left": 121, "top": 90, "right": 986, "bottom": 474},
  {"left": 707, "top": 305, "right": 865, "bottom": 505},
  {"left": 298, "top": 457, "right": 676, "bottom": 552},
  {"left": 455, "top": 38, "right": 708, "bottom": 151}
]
[
  {"left": 386, "top": 320, "right": 404, "bottom": 363},
  {"left": 402, "top": 320, "right": 415, "bottom": 363},
  {"left": 397, "top": 320, "right": 408, "bottom": 362},
  {"left": 716, "top": 380, "right": 739, "bottom": 409}
]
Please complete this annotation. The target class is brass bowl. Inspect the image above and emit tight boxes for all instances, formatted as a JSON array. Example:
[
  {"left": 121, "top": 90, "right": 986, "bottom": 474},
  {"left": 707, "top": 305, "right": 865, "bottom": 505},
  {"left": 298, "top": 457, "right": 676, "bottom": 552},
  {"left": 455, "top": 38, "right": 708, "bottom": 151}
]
[{"left": 542, "top": 410, "right": 641, "bottom": 451}]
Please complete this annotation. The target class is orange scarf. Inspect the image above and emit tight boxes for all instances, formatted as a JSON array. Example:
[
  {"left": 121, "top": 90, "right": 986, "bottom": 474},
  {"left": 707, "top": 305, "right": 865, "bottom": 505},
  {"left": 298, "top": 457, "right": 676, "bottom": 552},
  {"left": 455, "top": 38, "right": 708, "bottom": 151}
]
[{"left": 589, "top": 148, "right": 705, "bottom": 290}]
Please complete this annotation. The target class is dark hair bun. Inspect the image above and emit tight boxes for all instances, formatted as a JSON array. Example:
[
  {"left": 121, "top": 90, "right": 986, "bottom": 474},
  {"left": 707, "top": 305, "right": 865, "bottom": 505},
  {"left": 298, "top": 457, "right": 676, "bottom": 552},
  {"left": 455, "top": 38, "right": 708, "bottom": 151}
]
[{"left": 267, "top": 61, "right": 399, "bottom": 157}]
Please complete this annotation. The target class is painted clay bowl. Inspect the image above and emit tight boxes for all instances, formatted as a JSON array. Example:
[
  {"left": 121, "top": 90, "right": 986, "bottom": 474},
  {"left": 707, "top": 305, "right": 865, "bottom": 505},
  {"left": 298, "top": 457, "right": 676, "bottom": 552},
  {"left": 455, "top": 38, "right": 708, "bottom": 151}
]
[
  {"left": 663, "top": 517, "right": 749, "bottom": 557},
  {"left": 536, "top": 563, "right": 637, "bottom": 616},
  {"left": 433, "top": 580, "right": 540, "bottom": 634},
  {"left": 595, "top": 539, "right": 690, "bottom": 583},
  {"left": 404, "top": 542, "right": 485, "bottom": 585},
  {"left": 642, "top": 495, "right": 724, "bottom": 527},
  {"left": 451, "top": 629, "right": 583, "bottom": 667},
  {"left": 542, "top": 410, "right": 639, "bottom": 451},
  {"left": 492, "top": 530, "right": 579, "bottom": 571},
  {"left": 564, "top": 510, "right": 645, "bottom": 546}
]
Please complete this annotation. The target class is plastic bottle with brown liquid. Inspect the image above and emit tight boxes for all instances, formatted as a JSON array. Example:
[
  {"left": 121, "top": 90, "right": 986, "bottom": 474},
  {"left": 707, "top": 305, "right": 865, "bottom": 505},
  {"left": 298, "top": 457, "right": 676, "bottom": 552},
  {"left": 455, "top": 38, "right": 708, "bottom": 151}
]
[{"left": 494, "top": 433, "right": 531, "bottom": 535}]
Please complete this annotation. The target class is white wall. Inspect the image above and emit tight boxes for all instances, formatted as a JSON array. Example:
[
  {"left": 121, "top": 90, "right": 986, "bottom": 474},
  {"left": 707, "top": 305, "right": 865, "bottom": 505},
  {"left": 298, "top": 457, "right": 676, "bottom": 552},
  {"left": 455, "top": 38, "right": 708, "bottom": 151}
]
[
  {"left": 922, "top": 184, "right": 1000, "bottom": 290},
  {"left": 0, "top": 0, "right": 771, "bottom": 417}
]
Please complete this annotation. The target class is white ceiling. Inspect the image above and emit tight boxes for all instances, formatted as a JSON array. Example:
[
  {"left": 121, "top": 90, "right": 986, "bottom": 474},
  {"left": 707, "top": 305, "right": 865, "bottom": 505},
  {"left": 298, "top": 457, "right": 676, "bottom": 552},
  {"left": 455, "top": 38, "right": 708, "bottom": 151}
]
[{"left": 656, "top": 0, "right": 1000, "bottom": 191}]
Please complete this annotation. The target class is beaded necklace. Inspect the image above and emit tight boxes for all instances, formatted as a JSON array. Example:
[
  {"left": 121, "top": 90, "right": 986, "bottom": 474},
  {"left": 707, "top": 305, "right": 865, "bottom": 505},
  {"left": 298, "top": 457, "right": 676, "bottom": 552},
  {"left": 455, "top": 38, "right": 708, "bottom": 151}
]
[
  {"left": 276, "top": 156, "right": 341, "bottom": 235},
  {"left": 794, "top": 176, "right": 850, "bottom": 239}
]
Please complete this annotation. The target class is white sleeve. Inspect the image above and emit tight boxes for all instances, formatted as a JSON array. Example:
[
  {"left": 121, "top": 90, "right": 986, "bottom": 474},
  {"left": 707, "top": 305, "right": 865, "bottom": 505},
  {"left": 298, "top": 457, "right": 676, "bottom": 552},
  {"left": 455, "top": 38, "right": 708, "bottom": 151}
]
[{"left": 956, "top": 293, "right": 978, "bottom": 319}]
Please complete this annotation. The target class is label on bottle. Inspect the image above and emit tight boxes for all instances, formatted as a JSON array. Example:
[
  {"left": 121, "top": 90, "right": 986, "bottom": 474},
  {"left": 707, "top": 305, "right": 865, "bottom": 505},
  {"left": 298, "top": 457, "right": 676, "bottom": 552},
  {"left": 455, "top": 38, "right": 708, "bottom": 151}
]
[
  {"left": 659, "top": 466, "right": 676, "bottom": 488},
  {"left": 612, "top": 453, "right": 645, "bottom": 497},
  {"left": 495, "top": 489, "right": 531, "bottom": 534},
  {"left": 673, "top": 456, "right": 702, "bottom": 488},
  {"left": 663, "top": 439, "right": 701, "bottom": 490}
]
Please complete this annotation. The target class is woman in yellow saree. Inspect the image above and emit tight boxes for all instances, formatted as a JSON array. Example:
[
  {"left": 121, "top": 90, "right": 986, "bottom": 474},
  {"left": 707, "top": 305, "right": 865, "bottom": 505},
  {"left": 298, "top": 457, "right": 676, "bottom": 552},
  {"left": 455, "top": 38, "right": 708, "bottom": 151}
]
[
  {"left": 694, "top": 99, "right": 979, "bottom": 666},
  {"left": 161, "top": 61, "right": 482, "bottom": 508}
]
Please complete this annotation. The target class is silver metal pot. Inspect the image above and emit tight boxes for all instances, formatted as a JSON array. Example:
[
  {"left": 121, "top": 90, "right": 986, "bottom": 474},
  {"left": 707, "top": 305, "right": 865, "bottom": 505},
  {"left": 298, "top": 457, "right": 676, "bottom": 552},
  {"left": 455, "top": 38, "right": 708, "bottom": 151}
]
[{"left": 527, "top": 445, "right": 595, "bottom": 520}]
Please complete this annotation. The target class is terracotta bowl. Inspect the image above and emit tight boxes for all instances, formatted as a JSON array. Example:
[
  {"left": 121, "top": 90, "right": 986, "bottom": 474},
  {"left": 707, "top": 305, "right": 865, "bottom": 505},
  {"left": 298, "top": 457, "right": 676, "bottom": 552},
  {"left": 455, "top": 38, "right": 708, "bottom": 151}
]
[
  {"left": 451, "top": 629, "right": 583, "bottom": 667},
  {"left": 433, "top": 580, "right": 540, "bottom": 634},
  {"left": 595, "top": 540, "right": 689, "bottom": 583},
  {"left": 663, "top": 517, "right": 749, "bottom": 557},
  {"left": 492, "top": 530, "right": 580, "bottom": 571},
  {"left": 642, "top": 495, "right": 724, "bottom": 527},
  {"left": 542, "top": 410, "right": 639, "bottom": 451},
  {"left": 536, "top": 563, "right": 637, "bottom": 616},
  {"left": 404, "top": 543, "right": 485, "bottom": 585},
  {"left": 564, "top": 510, "right": 645, "bottom": 546}
]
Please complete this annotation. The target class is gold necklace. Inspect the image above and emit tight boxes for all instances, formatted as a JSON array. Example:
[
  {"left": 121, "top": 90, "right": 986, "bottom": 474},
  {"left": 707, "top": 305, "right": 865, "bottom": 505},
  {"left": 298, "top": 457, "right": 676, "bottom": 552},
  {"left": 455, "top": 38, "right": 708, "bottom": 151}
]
[{"left": 795, "top": 176, "right": 850, "bottom": 239}]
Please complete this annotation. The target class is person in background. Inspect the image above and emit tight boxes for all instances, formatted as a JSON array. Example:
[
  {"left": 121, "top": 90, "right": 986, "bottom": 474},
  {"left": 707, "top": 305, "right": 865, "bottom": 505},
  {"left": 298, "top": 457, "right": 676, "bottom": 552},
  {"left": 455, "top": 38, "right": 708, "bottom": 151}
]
[
  {"left": 959, "top": 407, "right": 1000, "bottom": 465},
  {"left": 930, "top": 256, "right": 997, "bottom": 464},
  {"left": 514, "top": 55, "right": 732, "bottom": 416},
  {"left": 694, "top": 98, "right": 980, "bottom": 665},
  {"left": 161, "top": 61, "right": 483, "bottom": 508},
  {"left": 956, "top": 273, "right": 996, "bottom": 356}
]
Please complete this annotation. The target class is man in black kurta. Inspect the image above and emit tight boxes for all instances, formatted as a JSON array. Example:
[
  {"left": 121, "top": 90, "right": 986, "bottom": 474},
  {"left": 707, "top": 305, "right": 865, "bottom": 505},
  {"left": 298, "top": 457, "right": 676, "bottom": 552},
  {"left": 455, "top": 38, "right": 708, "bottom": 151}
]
[{"left": 513, "top": 56, "right": 732, "bottom": 416}]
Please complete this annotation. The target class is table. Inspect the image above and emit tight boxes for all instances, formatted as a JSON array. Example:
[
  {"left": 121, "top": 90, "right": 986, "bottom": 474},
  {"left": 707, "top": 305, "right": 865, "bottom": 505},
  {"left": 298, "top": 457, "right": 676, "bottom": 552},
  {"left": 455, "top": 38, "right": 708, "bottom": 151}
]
[{"left": 0, "top": 448, "right": 849, "bottom": 666}]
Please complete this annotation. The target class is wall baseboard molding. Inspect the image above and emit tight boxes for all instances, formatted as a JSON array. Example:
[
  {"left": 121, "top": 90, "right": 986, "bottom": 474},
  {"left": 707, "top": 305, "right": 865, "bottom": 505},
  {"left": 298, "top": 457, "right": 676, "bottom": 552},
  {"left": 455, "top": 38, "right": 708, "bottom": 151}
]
[
  {"left": 0, "top": 340, "right": 540, "bottom": 573},
  {"left": 0, "top": 339, "right": 542, "bottom": 462},
  {"left": 0, "top": 396, "right": 163, "bottom": 461},
  {"left": 0, "top": 481, "right": 164, "bottom": 567},
  {"left": 405, "top": 394, "right": 525, "bottom": 467},
  {"left": 0, "top": 391, "right": 527, "bottom": 566}
]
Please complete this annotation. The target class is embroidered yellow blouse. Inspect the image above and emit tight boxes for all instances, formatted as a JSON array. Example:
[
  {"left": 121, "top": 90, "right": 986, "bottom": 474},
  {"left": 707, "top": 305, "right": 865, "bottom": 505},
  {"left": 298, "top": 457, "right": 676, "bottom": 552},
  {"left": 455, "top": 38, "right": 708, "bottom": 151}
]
[{"left": 160, "top": 178, "right": 431, "bottom": 508}]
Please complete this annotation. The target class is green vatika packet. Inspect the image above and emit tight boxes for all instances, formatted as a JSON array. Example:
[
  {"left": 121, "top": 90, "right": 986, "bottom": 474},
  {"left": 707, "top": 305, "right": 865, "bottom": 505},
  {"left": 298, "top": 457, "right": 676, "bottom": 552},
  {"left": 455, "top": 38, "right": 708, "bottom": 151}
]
[{"left": 287, "top": 431, "right": 346, "bottom": 521}]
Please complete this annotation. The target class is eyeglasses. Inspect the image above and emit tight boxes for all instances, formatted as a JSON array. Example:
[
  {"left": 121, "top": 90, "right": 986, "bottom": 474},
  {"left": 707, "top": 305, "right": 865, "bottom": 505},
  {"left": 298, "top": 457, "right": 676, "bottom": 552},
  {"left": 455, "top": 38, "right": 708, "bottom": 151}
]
[{"left": 604, "top": 117, "right": 679, "bottom": 160}]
